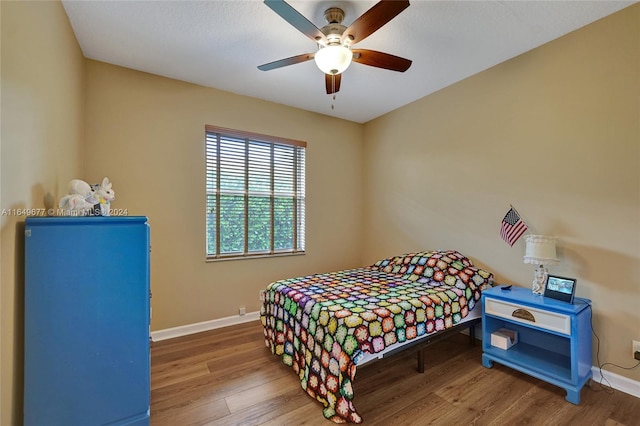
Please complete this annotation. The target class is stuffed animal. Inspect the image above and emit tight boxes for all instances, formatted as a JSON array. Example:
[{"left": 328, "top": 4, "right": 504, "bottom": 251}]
[
  {"left": 59, "top": 179, "right": 98, "bottom": 216},
  {"left": 58, "top": 177, "right": 115, "bottom": 216},
  {"left": 91, "top": 177, "right": 115, "bottom": 216}
]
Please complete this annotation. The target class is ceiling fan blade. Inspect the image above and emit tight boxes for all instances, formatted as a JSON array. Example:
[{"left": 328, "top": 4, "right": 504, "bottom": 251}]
[
  {"left": 325, "top": 73, "right": 342, "bottom": 94},
  {"left": 342, "top": 0, "right": 410, "bottom": 45},
  {"left": 258, "top": 53, "right": 315, "bottom": 71},
  {"left": 264, "top": 0, "right": 326, "bottom": 44},
  {"left": 352, "top": 49, "right": 412, "bottom": 72}
]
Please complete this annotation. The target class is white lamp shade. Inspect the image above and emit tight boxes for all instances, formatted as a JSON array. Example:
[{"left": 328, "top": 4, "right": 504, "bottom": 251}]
[
  {"left": 523, "top": 235, "right": 559, "bottom": 265},
  {"left": 314, "top": 45, "right": 353, "bottom": 75}
]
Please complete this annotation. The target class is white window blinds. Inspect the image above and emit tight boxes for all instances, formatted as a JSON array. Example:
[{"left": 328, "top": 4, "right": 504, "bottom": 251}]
[{"left": 205, "top": 125, "right": 306, "bottom": 259}]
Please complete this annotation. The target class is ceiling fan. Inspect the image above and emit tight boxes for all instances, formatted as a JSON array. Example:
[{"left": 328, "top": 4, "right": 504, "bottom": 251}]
[{"left": 258, "top": 0, "right": 412, "bottom": 95}]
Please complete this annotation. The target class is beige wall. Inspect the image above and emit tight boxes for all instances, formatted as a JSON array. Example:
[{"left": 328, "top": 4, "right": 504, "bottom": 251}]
[
  {"left": 83, "top": 61, "right": 364, "bottom": 330},
  {"left": 1, "top": 1, "right": 85, "bottom": 424},
  {"left": 363, "top": 5, "right": 640, "bottom": 382},
  {"left": 2, "top": 2, "right": 639, "bottom": 424}
]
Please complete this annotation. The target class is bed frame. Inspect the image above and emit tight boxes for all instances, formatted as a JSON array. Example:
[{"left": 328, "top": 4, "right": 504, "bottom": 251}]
[{"left": 368, "top": 317, "right": 481, "bottom": 373}]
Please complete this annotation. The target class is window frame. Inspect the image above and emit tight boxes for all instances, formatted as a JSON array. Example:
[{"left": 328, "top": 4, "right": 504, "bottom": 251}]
[{"left": 205, "top": 125, "right": 306, "bottom": 261}]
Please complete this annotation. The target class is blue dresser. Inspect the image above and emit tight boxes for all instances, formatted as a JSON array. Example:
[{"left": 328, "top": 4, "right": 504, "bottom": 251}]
[{"left": 24, "top": 216, "right": 150, "bottom": 426}]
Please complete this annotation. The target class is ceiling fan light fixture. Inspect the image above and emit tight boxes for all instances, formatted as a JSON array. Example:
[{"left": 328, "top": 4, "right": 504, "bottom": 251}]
[{"left": 314, "top": 45, "right": 353, "bottom": 75}]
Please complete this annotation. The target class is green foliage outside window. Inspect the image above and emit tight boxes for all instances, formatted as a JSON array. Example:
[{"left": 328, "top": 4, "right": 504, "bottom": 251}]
[{"left": 206, "top": 196, "right": 295, "bottom": 255}]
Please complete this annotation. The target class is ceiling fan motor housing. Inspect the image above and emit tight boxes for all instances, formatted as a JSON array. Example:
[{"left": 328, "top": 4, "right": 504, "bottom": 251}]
[
  {"left": 320, "top": 8, "right": 348, "bottom": 46},
  {"left": 324, "top": 7, "right": 345, "bottom": 24}
]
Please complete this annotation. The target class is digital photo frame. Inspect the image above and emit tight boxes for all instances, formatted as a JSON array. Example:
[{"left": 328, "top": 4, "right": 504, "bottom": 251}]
[{"left": 543, "top": 275, "right": 577, "bottom": 303}]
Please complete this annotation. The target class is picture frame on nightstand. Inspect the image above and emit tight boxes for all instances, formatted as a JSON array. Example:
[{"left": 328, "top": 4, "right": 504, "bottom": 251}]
[{"left": 544, "top": 275, "right": 577, "bottom": 304}]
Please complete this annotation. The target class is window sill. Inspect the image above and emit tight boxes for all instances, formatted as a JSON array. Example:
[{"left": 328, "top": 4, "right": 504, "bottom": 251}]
[{"left": 206, "top": 251, "right": 305, "bottom": 263}]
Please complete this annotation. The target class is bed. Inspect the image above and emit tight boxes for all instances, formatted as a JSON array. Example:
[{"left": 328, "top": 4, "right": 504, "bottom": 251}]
[{"left": 260, "top": 250, "right": 494, "bottom": 423}]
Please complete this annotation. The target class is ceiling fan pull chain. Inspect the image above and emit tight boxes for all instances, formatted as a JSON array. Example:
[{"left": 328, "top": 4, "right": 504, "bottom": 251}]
[{"left": 331, "top": 75, "right": 336, "bottom": 109}]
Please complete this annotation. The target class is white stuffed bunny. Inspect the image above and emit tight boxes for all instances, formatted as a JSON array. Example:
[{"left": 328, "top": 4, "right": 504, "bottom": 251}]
[{"left": 92, "top": 177, "right": 115, "bottom": 216}]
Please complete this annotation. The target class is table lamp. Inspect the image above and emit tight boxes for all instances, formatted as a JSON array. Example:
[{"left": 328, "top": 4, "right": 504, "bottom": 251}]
[{"left": 523, "top": 235, "right": 559, "bottom": 294}]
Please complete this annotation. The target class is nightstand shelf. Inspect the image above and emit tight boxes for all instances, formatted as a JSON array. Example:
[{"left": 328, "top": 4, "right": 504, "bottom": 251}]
[
  {"left": 484, "top": 331, "right": 572, "bottom": 380},
  {"left": 482, "top": 286, "right": 592, "bottom": 405}
]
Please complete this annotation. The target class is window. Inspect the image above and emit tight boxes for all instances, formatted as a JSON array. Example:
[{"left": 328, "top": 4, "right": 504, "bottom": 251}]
[{"left": 205, "top": 125, "right": 306, "bottom": 260}]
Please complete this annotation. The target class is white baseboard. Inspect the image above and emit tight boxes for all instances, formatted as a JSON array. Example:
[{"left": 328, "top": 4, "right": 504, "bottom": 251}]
[
  {"left": 150, "top": 311, "right": 260, "bottom": 342},
  {"left": 591, "top": 366, "right": 640, "bottom": 399},
  {"left": 151, "top": 313, "right": 639, "bottom": 400}
]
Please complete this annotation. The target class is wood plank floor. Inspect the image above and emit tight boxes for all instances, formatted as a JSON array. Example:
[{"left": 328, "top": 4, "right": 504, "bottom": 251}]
[{"left": 150, "top": 321, "right": 640, "bottom": 425}]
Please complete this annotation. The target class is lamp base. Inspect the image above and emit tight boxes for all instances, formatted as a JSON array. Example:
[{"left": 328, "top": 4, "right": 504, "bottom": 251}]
[{"left": 532, "top": 265, "right": 548, "bottom": 295}]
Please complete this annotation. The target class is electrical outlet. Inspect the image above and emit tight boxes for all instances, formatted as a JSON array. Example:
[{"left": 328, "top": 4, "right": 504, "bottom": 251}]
[
  {"left": 239, "top": 307, "right": 246, "bottom": 316},
  {"left": 632, "top": 340, "right": 640, "bottom": 358}
]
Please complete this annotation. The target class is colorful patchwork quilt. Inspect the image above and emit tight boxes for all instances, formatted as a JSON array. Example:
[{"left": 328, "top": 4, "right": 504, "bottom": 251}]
[{"left": 260, "top": 250, "right": 494, "bottom": 423}]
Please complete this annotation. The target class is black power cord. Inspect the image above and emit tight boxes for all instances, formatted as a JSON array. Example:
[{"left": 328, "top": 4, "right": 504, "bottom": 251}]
[{"left": 585, "top": 303, "right": 640, "bottom": 393}]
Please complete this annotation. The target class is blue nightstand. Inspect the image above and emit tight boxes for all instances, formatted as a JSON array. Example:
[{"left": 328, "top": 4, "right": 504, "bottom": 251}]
[{"left": 482, "top": 286, "right": 592, "bottom": 404}]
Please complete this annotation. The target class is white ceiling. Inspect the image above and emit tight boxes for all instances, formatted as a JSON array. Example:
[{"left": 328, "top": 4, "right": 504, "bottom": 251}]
[{"left": 61, "top": 0, "right": 635, "bottom": 123}]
